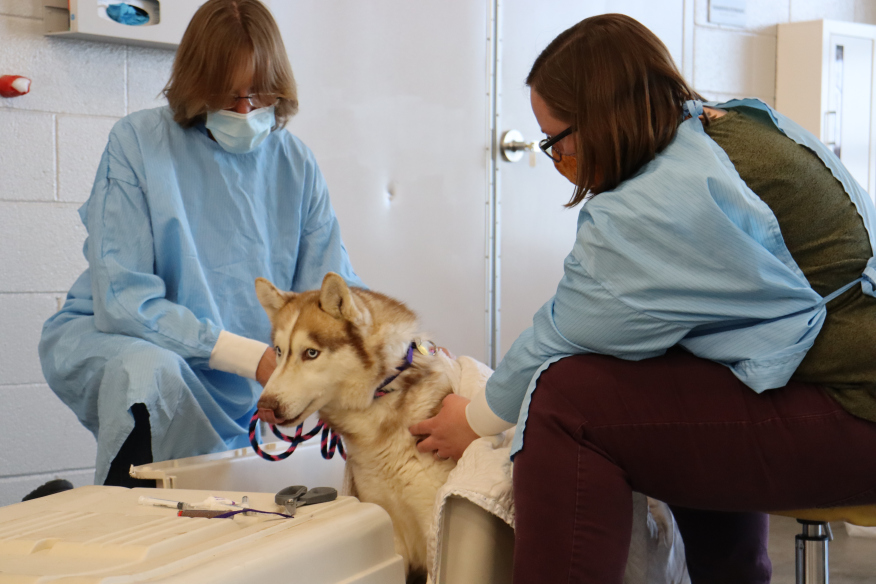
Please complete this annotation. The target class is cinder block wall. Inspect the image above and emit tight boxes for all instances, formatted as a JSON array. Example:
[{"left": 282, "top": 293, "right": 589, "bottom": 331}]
[
  {"left": 2, "top": 0, "right": 875, "bottom": 506},
  {"left": 0, "top": 0, "right": 173, "bottom": 505}
]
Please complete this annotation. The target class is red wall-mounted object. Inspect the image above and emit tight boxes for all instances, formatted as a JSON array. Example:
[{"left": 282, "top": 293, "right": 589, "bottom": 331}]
[{"left": 0, "top": 75, "right": 31, "bottom": 98}]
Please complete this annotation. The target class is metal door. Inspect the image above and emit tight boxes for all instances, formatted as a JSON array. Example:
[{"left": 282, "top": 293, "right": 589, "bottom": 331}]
[
  {"left": 268, "top": 1, "right": 493, "bottom": 360},
  {"left": 494, "top": 0, "right": 689, "bottom": 361}
]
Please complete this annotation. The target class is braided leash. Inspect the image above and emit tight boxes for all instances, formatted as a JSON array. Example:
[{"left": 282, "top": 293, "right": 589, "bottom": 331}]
[
  {"left": 249, "top": 413, "right": 346, "bottom": 462},
  {"left": 249, "top": 341, "right": 434, "bottom": 463}
]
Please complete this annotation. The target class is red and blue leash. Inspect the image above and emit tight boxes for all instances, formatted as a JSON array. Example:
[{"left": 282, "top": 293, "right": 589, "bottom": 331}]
[
  {"left": 249, "top": 413, "right": 346, "bottom": 462},
  {"left": 248, "top": 341, "right": 432, "bottom": 463}
]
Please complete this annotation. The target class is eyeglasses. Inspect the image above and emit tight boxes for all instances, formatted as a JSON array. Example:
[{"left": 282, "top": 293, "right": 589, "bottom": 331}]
[
  {"left": 215, "top": 93, "right": 279, "bottom": 110},
  {"left": 539, "top": 126, "right": 575, "bottom": 162}
]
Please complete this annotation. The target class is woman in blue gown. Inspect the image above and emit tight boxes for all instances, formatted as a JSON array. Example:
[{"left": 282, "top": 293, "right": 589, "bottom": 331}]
[{"left": 39, "top": 0, "right": 362, "bottom": 486}]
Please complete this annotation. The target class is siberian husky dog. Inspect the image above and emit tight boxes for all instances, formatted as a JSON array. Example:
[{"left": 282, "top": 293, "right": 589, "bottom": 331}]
[{"left": 255, "top": 272, "right": 456, "bottom": 583}]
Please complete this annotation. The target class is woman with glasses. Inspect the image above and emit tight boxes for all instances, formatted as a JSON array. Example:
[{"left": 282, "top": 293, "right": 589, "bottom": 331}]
[
  {"left": 39, "top": 0, "right": 362, "bottom": 487},
  {"left": 413, "top": 13, "right": 876, "bottom": 583}
]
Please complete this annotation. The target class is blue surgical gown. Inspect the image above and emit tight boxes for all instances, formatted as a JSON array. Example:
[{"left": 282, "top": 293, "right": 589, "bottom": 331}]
[
  {"left": 479, "top": 99, "right": 876, "bottom": 456},
  {"left": 39, "top": 106, "right": 363, "bottom": 484}
]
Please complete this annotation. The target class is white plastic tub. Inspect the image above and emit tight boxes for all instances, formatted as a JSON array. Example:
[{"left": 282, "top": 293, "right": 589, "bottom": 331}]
[
  {"left": 436, "top": 496, "right": 514, "bottom": 584},
  {"left": 129, "top": 439, "right": 346, "bottom": 493},
  {"left": 0, "top": 485, "right": 404, "bottom": 583},
  {"left": 129, "top": 441, "right": 515, "bottom": 584}
]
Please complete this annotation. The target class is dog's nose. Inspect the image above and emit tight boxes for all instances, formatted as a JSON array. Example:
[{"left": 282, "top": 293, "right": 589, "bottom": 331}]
[{"left": 258, "top": 397, "right": 284, "bottom": 424}]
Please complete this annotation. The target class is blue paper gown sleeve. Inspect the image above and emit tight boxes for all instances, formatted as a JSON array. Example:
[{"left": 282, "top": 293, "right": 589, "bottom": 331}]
[
  {"left": 290, "top": 155, "right": 364, "bottom": 291},
  {"left": 484, "top": 251, "right": 691, "bottom": 424},
  {"left": 84, "top": 129, "right": 221, "bottom": 368}
]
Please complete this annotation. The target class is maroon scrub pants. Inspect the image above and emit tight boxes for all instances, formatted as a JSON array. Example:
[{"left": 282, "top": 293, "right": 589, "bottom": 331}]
[{"left": 512, "top": 349, "right": 876, "bottom": 583}]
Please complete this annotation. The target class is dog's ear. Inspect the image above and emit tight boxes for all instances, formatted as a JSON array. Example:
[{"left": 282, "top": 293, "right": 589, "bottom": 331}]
[
  {"left": 319, "top": 272, "right": 370, "bottom": 326},
  {"left": 255, "top": 278, "right": 296, "bottom": 321}
]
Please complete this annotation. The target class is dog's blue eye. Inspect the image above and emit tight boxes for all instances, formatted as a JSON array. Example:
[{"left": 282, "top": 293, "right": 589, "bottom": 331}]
[{"left": 303, "top": 348, "right": 320, "bottom": 360}]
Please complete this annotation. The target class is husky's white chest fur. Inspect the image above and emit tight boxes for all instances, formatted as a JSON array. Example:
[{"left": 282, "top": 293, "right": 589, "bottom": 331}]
[{"left": 255, "top": 273, "right": 456, "bottom": 581}]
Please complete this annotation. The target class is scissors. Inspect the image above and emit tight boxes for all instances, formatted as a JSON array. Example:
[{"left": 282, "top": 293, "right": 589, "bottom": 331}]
[{"left": 275, "top": 485, "right": 338, "bottom": 515}]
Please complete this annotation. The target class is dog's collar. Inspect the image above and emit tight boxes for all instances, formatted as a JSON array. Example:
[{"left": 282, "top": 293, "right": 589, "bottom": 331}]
[{"left": 373, "top": 340, "right": 437, "bottom": 399}]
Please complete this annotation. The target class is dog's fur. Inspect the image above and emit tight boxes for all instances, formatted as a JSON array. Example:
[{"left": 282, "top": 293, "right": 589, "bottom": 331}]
[{"left": 255, "top": 273, "right": 456, "bottom": 581}]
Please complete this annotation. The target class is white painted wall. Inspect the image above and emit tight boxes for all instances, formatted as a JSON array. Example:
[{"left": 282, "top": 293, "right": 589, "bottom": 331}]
[
  {"left": 2, "top": 0, "right": 875, "bottom": 506},
  {"left": 0, "top": 1, "right": 172, "bottom": 505}
]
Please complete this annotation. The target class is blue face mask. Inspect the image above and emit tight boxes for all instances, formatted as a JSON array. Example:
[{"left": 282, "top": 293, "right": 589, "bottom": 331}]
[{"left": 205, "top": 105, "right": 276, "bottom": 154}]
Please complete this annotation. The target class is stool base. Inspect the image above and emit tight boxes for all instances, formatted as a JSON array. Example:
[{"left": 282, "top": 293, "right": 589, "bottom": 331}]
[{"left": 795, "top": 520, "right": 832, "bottom": 584}]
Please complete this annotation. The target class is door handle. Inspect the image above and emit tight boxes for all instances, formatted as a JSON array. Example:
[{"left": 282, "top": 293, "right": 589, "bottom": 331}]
[{"left": 501, "top": 130, "right": 537, "bottom": 165}]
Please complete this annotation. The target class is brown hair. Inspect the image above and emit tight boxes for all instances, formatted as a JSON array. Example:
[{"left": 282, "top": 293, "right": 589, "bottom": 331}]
[
  {"left": 527, "top": 14, "right": 705, "bottom": 207},
  {"left": 163, "top": 0, "right": 298, "bottom": 129}
]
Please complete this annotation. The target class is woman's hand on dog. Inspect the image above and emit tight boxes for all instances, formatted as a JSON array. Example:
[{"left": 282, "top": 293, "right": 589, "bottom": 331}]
[
  {"left": 410, "top": 394, "right": 480, "bottom": 461},
  {"left": 256, "top": 347, "right": 277, "bottom": 387}
]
